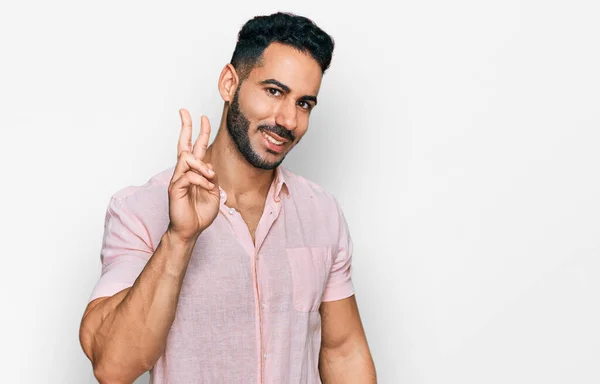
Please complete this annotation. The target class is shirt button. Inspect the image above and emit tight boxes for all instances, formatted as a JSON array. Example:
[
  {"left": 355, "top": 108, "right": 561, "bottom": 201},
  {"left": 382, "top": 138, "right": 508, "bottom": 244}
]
[
  {"left": 274, "top": 196, "right": 280, "bottom": 202},
  {"left": 228, "top": 207, "right": 236, "bottom": 215},
  {"left": 263, "top": 353, "right": 267, "bottom": 360}
]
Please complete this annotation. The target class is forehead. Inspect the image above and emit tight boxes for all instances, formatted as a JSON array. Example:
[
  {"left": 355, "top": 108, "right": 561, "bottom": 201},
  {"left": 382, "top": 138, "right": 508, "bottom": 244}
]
[{"left": 247, "top": 42, "right": 323, "bottom": 95}]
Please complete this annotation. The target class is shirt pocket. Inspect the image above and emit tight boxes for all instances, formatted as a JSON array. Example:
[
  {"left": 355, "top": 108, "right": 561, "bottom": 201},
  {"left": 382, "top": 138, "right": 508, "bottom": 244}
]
[{"left": 286, "top": 246, "right": 333, "bottom": 312}]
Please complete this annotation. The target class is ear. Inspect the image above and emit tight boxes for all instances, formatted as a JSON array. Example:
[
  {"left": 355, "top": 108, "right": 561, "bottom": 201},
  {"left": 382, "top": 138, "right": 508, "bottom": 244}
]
[{"left": 218, "top": 64, "right": 240, "bottom": 102}]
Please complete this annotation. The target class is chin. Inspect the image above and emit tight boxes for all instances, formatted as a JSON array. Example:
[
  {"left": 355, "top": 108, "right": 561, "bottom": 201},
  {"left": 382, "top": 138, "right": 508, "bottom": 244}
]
[{"left": 262, "top": 153, "right": 288, "bottom": 170}]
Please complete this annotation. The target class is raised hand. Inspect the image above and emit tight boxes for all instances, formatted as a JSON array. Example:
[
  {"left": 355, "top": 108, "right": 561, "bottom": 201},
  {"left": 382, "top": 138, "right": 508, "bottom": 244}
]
[{"left": 167, "top": 109, "right": 220, "bottom": 242}]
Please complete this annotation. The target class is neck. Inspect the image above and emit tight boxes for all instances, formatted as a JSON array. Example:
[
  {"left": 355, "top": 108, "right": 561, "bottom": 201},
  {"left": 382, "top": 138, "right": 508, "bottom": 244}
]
[{"left": 203, "top": 107, "right": 276, "bottom": 202}]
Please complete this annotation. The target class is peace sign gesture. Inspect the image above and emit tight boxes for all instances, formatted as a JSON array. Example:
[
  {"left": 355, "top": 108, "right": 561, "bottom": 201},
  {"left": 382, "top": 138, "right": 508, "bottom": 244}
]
[{"left": 167, "top": 109, "right": 220, "bottom": 242}]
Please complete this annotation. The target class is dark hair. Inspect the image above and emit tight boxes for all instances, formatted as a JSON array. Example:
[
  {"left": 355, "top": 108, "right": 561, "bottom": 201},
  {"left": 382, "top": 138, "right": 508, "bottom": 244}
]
[{"left": 230, "top": 12, "right": 335, "bottom": 81}]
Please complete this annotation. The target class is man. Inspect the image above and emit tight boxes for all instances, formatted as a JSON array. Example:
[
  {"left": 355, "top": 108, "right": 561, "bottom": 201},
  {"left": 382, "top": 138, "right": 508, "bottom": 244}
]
[{"left": 79, "top": 12, "right": 376, "bottom": 384}]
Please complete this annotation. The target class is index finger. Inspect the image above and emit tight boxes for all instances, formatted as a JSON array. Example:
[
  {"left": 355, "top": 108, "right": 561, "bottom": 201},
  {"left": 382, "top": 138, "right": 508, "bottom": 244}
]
[
  {"left": 192, "top": 115, "right": 211, "bottom": 160},
  {"left": 177, "top": 108, "right": 193, "bottom": 156}
]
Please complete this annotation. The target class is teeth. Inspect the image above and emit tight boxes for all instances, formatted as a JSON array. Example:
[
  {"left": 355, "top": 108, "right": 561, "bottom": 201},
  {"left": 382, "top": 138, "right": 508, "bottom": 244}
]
[{"left": 262, "top": 131, "right": 284, "bottom": 145}]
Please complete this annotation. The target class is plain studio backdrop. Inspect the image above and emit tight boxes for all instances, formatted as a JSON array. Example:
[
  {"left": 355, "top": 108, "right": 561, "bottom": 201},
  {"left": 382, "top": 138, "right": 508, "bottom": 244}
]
[{"left": 1, "top": 0, "right": 598, "bottom": 383}]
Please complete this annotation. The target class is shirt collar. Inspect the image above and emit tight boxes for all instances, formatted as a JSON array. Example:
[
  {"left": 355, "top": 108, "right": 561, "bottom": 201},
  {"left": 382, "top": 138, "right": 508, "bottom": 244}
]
[
  {"left": 274, "top": 166, "right": 290, "bottom": 199},
  {"left": 217, "top": 166, "right": 290, "bottom": 204}
]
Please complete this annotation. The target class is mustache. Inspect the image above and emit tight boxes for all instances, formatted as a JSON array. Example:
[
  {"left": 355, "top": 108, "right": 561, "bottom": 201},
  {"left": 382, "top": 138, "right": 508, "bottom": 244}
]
[{"left": 258, "top": 124, "right": 295, "bottom": 142}]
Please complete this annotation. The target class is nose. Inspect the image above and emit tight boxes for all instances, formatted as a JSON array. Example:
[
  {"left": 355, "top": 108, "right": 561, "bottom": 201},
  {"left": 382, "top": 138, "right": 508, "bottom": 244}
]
[{"left": 274, "top": 99, "right": 298, "bottom": 132}]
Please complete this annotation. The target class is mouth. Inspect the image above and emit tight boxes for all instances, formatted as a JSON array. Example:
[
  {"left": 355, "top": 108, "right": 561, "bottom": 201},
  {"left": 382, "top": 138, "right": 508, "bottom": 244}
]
[{"left": 260, "top": 129, "right": 287, "bottom": 153}]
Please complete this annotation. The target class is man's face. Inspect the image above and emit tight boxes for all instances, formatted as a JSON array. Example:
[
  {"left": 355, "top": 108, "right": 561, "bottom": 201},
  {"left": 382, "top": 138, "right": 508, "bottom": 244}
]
[{"left": 226, "top": 42, "right": 323, "bottom": 170}]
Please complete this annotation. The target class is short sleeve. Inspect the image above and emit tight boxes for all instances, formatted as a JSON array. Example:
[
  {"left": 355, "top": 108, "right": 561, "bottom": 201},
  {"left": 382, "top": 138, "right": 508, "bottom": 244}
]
[
  {"left": 321, "top": 197, "right": 355, "bottom": 302},
  {"left": 88, "top": 196, "right": 153, "bottom": 302}
]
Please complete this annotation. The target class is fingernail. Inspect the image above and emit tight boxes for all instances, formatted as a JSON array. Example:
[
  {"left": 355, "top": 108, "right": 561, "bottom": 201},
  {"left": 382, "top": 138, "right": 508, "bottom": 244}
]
[
  {"left": 208, "top": 169, "right": 215, "bottom": 176},
  {"left": 208, "top": 182, "right": 215, "bottom": 188}
]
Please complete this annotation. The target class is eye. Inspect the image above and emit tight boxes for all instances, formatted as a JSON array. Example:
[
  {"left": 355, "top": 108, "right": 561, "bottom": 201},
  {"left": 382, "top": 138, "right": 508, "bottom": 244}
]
[
  {"left": 297, "top": 100, "right": 312, "bottom": 111},
  {"left": 267, "top": 88, "right": 282, "bottom": 97}
]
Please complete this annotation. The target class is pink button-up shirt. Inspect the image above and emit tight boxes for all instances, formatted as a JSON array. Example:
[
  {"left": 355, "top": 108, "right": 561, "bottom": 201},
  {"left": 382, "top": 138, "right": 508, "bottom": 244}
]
[{"left": 89, "top": 165, "right": 355, "bottom": 383}]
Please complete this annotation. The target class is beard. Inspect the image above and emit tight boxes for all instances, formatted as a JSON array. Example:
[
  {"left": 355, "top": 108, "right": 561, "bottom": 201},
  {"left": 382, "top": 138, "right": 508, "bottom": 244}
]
[{"left": 226, "top": 88, "right": 296, "bottom": 170}]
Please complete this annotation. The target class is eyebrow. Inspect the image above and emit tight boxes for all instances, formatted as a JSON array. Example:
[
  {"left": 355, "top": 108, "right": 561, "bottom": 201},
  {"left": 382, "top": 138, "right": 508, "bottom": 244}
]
[{"left": 259, "top": 78, "right": 318, "bottom": 105}]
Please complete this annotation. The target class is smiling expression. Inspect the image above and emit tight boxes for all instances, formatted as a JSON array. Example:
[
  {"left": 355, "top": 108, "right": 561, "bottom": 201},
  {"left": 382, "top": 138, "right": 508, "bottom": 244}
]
[{"left": 226, "top": 42, "right": 323, "bottom": 170}]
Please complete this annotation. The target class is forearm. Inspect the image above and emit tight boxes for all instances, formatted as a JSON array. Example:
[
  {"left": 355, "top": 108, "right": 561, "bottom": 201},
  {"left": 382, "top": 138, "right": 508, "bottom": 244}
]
[
  {"left": 319, "top": 345, "right": 376, "bottom": 384},
  {"left": 81, "top": 230, "right": 197, "bottom": 383}
]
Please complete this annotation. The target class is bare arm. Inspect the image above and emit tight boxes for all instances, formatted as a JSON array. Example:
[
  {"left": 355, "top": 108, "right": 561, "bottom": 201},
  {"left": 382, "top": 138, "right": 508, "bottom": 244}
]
[
  {"left": 79, "top": 111, "right": 220, "bottom": 383},
  {"left": 319, "top": 295, "right": 376, "bottom": 383},
  {"left": 79, "top": 231, "right": 197, "bottom": 383}
]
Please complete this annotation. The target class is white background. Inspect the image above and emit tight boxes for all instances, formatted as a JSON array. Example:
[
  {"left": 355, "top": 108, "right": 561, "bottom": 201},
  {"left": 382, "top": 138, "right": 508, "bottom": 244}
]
[{"left": 1, "top": 0, "right": 598, "bottom": 383}]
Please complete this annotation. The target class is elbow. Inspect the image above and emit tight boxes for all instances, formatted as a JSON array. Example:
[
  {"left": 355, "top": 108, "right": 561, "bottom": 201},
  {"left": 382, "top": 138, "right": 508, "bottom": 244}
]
[
  {"left": 79, "top": 303, "right": 155, "bottom": 383},
  {"left": 79, "top": 323, "right": 151, "bottom": 384},
  {"left": 79, "top": 316, "right": 96, "bottom": 364},
  {"left": 78, "top": 329, "right": 122, "bottom": 384},
  {"left": 93, "top": 364, "right": 125, "bottom": 384},
  {"left": 92, "top": 356, "right": 151, "bottom": 384}
]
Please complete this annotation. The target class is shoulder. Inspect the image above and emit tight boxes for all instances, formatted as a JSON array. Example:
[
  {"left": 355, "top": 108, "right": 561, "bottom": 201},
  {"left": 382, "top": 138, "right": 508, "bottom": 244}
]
[
  {"left": 110, "top": 166, "right": 172, "bottom": 204},
  {"left": 279, "top": 166, "right": 348, "bottom": 238},
  {"left": 105, "top": 166, "right": 173, "bottom": 229},
  {"left": 280, "top": 167, "right": 353, "bottom": 251},
  {"left": 280, "top": 166, "right": 341, "bottom": 209}
]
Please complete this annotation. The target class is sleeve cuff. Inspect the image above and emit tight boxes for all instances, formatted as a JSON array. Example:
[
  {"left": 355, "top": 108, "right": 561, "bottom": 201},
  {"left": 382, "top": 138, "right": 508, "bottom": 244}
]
[{"left": 321, "top": 281, "right": 355, "bottom": 302}]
